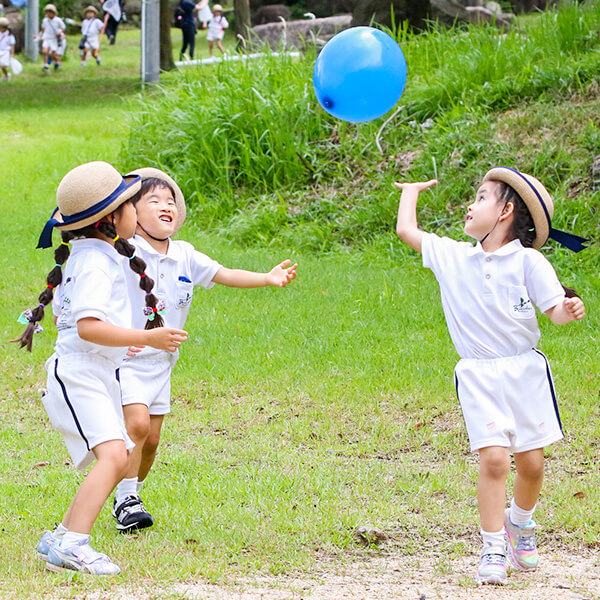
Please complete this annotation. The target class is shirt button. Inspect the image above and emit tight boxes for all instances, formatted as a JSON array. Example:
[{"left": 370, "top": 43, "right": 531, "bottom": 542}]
[
  {"left": 485, "top": 257, "right": 492, "bottom": 262},
  {"left": 160, "top": 274, "right": 164, "bottom": 279},
  {"left": 485, "top": 274, "right": 491, "bottom": 279}
]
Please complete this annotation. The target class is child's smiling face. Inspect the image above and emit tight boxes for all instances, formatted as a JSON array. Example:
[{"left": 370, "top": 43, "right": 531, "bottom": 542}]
[
  {"left": 134, "top": 184, "right": 178, "bottom": 240},
  {"left": 464, "top": 180, "right": 507, "bottom": 241}
]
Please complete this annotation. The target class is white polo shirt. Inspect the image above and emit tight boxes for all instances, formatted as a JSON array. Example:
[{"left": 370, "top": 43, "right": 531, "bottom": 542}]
[
  {"left": 421, "top": 233, "right": 565, "bottom": 360},
  {"left": 81, "top": 17, "right": 104, "bottom": 43},
  {"left": 41, "top": 16, "right": 65, "bottom": 42},
  {"left": 0, "top": 31, "right": 16, "bottom": 53},
  {"left": 53, "top": 238, "right": 131, "bottom": 366},
  {"left": 123, "top": 235, "right": 222, "bottom": 361}
]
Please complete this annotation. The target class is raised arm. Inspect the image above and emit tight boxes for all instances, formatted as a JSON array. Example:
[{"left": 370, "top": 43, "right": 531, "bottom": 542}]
[{"left": 393, "top": 180, "right": 437, "bottom": 254}]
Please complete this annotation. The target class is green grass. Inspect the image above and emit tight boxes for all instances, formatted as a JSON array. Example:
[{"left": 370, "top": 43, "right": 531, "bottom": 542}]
[{"left": 1, "top": 11, "right": 600, "bottom": 599}]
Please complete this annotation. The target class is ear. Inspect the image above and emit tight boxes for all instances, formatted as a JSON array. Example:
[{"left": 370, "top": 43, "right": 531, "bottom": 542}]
[{"left": 499, "top": 201, "right": 514, "bottom": 222}]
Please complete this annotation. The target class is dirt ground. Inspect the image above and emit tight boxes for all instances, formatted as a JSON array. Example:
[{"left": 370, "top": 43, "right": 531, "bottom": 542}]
[{"left": 74, "top": 548, "right": 600, "bottom": 600}]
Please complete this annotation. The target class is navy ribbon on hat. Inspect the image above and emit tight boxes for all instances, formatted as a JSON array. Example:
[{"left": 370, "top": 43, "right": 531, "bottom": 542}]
[
  {"left": 37, "top": 176, "right": 140, "bottom": 249},
  {"left": 502, "top": 167, "right": 588, "bottom": 253}
]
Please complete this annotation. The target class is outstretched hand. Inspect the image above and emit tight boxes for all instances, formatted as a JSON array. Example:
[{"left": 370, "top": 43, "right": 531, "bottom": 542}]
[
  {"left": 266, "top": 260, "right": 298, "bottom": 287},
  {"left": 564, "top": 297, "right": 585, "bottom": 321},
  {"left": 393, "top": 179, "right": 438, "bottom": 193}
]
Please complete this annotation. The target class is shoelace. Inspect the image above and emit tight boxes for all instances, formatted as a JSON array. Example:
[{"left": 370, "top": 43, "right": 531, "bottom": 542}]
[
  {"left": 516, "top": 532, "right": 536, "bottom": 551},
  {"left": 481, "top": 553, "right": 505, "bottom": 568}
]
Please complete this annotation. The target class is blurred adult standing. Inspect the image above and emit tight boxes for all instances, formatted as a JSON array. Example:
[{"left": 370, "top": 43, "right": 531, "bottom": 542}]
[
  {"left": 177, "top": 0, "right": 200, "bottom": 60},
  {"left": 101, "top": 0, "right": 121, "bottom": 45}
]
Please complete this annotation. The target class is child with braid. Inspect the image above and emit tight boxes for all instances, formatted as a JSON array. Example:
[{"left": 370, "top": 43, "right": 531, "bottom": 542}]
[
  {"left": 111, "top": 168, "right": 297, "bottom": 532},
  {"left": 13, "top": 161, "right": 187, "bottom": 575}
]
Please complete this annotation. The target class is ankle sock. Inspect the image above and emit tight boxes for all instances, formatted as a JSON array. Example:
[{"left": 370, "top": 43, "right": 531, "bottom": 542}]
[
  {"left": 481, "top": 528, "right": 506, "bottom": 552},
  {"left": 54, "top": 523, "right": 68, "bottom": 539},
  {"left": 115, "top": 477, "right": 138, "bottom": 504},
  {"left": 509, "top": 498, "right": 535, "bottom": 527},
  {"left": 136, "top": 478, "right": 145, "bottom": 494},
  {"left": 59, "top": 531, "right": 88, "bottom": 550}
]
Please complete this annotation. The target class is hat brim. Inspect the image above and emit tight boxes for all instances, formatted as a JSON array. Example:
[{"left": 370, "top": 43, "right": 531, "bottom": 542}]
[
  {"left": 483, "top": 167, "right": 553, "bottom": 250},
  {"left": 127, "top": 167, "right": 187, "bottom": 232},
  {"left": 54, "top": 174, "right": 142, "bottom": 231}
]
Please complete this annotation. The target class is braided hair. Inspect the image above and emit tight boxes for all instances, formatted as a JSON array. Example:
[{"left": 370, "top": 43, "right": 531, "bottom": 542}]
[
  {"left": 13, "top": 207, "right": 164, "bottom": 351},
  {"left": 495, "top": 180, "right": 579, "bottom": 299}
]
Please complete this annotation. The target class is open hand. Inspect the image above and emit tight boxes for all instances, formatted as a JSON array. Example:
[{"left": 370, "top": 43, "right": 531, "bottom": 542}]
[
  {"left": 564, "top": 297, "right": 585, "bottom": 320},
  {"left": 146, "top": 328, "right": 188, "bottom": 352},
  {"left": 266, "top": 260, "right": 298, "bottom": 287},
  {"left": 126, "top": 345, "right": 145, "bottom": 357},
  {"left": 393, "top": 180, "right": 438, "bottom": 193}
]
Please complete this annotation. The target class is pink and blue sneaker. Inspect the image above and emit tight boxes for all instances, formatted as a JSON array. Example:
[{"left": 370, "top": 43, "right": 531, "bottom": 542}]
[
  {"left": 476, "top": 544, "right": 508, "bottom": 585},
  {"left": 504, "top": 508, "right": 539, "bottom": 571}
]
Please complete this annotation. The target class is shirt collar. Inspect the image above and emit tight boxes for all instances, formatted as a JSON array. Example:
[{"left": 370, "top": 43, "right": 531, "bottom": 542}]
[
  {"left": 70, "top": 237, "right": 122, "bottom": 263},
  {"left": 468, "top": 238, "right": 524, "bottom": 257},
  {"left": 133, "top": 234, "right": 180, "bottom": 261}
]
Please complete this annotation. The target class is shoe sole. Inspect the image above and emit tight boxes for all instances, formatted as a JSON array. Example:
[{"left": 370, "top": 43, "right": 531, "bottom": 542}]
[
  {"left": 116, "top": 517, "right": 154, "bottom": 532},
  {"left": 37, "top": 551, "right": 49, "bottom": 561},
  {"left": 476, "top": 575, "right": 508, "bottom": 585}
]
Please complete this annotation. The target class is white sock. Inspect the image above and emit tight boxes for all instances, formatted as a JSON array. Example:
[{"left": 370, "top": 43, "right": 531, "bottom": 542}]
[
  {"left": 481, "top": 528, "right": 506, "bottom": 552},
  {"left": 136, "top": 478, "right": 145, "bottom": 494},
  {"left": 54, "top": 523, "right": 68, "bottom": 539},
  {"left": 115, "top": 477, "right": 139, "bottom": 504},
  {"left": 59, "top": 531, "right": 88, "bottom": 550},
  {"left": 509, "top": 498, "right": 535, "bottom": 527}
]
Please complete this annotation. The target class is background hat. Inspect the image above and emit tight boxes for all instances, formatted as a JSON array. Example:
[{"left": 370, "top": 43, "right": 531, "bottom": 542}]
[
  {"left": 128, "top": 167, "right": 187, "bottom": 231},
  {"left": 212, "top": 4, "right": 223, "bottom": 11},
  {"left": 37, "top": 161, "right": 141, "bottom": 248},
  {"left": 43, "top": 3, "right": 57, "bottom": 13},
  {"left": 84, "top": 5, "right": 98, "bottom": 13},
  {"left": 484, "top": 166, "right": 587, "bottom": 252},
  {"left": 0, "top": 17, "right": 9, "bottom": 27}
]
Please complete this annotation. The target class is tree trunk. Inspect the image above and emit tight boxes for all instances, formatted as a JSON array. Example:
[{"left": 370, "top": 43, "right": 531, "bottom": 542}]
[
  {"left": 234, "top": 0, "right": 251, "bottom": 48},
  {"left": 160, "top": 0, "right": 175, "bottom": 71}
]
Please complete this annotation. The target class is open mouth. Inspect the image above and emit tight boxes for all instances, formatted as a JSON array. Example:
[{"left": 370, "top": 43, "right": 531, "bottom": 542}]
[{"left": 159, "top": 215, "right": 173, "bottom": 223}]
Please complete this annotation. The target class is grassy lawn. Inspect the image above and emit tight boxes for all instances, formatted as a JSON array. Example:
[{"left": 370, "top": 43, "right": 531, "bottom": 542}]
[{"left": 1, "top": 17, "right": 599, "bottom": 600}]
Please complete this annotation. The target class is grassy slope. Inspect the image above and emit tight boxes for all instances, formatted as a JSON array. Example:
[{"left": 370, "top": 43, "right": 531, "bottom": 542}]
[{"left": 0, "top": 16, "right": 599, "bottom": 600}]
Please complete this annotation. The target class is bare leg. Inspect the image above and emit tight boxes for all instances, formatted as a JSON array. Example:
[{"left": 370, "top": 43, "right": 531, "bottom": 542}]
[
  {"left": 208, "top": 40, "right": 214, "bottom": 56},
  {"left": 478, "top": 446, "right": 510, "bottom": 532},
  {"left": 138, "top": 414, "right": 165, "bottom": 482},
  {"left": 61, "top": 440, "right": 128, "bottom": 534},
  {"left": 513, "top": 448, "right": 544, "bottom": 510},
  {"left": 123, "top": 403, "right": 151, "bottom": 480},
  {"left": 216, "top": 40, "right": 224, "bottom": 54}
]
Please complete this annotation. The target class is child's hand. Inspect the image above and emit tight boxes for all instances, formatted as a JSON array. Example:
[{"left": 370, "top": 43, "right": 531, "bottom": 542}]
[
  {"left": 266, "top": 260, "right": 298, "bottom": 287},
  {"left": 564, "top": 297, "right": 585, "bottom": 320},
  {"left": 393, "top": 180, "right": 438, "bottom": 193},
  {"left": 126, "top": 345, "right": 145, "bottom": 357},
  {"left": 146, "top": 328, "right": 188, "bottom": 352}
]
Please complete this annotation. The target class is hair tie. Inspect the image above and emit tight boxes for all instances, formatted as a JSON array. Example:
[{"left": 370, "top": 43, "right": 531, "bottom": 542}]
[
  {"left": 143, "top": 300, "right": 167, "bottom": 322},
  {"left": 140, "top": 273, "right": 147, "bottom": 278},
  {"left": 128, "top": 252, "right": 136, "bottom": 260},
  {"left": 94, "top": 221, "right": 101, "bottom": 228},
  {"left": 47, "top": 285, "right": 54, "bottom": 290},
  {"left": 17, "top": 309, "right": 44, "bottom": 333},
  {"left": 55, "top": 263, "right": 62, "bottom": 268},
  {"left": 113, "top": 235, "right": 120, "bottom": 242},
  {"left": 60, "top": 241, "right": 70, "bottom": 246},
  {"left": 38, "top": 303, "right": 45, "bottom": 309}
]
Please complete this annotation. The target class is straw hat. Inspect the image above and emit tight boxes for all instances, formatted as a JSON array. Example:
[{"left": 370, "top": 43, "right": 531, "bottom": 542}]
[
  {"left": 0, "top": 17, "right": 9, "bottom": 27},
  {"left": 128, "top": 167, "right": 187, "bottom": 231},
  {"left": 84, "top": 5, "right": 98, "bottom": 14},
  {"left": 212, "top": 4, "right": 223, "bottom": 11},
  {"left": 43, "top": 4, "right": 58, "bottom": 13},
  {"left": 37, "top": 161, "right": 141, "bottom": 248},
  {"left": 483, "top": 167, "right": 555, "bottom": 250}
]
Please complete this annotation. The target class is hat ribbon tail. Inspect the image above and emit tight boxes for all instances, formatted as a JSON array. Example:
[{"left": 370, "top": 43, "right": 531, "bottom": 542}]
[
  {"left": 37, "top": 217, "right": 60, "bottom": 249},
  {"left": 549, "top": 228, "right": 588, "bottom": 253}
]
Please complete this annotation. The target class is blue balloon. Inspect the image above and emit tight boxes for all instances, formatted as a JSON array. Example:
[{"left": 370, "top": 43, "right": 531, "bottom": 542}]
[{"left": 313, "top": 27, "right": 407, "bottom": 123}]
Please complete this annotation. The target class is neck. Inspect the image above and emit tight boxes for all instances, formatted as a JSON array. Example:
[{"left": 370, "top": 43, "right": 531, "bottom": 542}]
[
  {"left": 136, "top": 227, "right": 170, "bottom": 255},
  {"left": 480, "top": 232, "right": 515, "bottom": 253}
]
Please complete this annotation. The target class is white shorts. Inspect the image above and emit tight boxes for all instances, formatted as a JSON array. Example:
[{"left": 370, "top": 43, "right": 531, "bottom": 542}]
[
  {"left": 206, "top": 30, "right": 224, "bottom": 41},
  {"left": 0, "top": 50, "right": 9, "bottom": 68},
  {"left": 454, "top": 349, "right": 563, "bottom": 453},
  {"left": 43, "top": 353, "right": 134, "bottom": 470},
  {"left": 119, "top": 356, "right": 173, "bottom": 415},
  {"left": 84, "top": 37, "right": 100, "bottom": 50},
  {"left": 42, "top": 38, "right": 61, "bottom": 53}
]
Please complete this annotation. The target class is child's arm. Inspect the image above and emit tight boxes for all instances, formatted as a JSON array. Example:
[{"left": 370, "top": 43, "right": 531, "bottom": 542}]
[
  {"left": 212, "top": 259, "right": 297, "bottom": 288},
  {"left": 77, "top": 318, "right": 188, "bottom": 352},
  {"left": 545, "top": 297, "right": 585, "bottom": 325},
  {"left": 393, "top": 180, "right": 437, "bottom": 254}
]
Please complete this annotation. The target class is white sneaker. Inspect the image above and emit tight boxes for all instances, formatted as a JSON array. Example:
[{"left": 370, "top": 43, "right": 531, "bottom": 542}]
[
  {"left": 46, "top": 539, "right": 120, "bottom": 575},
  {"left": 476, "top": 545, "right": 508, "bottom": 585}
]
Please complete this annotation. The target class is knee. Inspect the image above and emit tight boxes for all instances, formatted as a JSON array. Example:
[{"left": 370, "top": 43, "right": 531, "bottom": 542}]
[
  {"left": 126, "top": 413, "right": 151, "bottom": 442},
  {"left": 480, "top": 448, "right": 510, "bottom": 479},
  {"left": 517, "top": 458, "right": 544, "bottom": 481},
  {"left": 144, "top": 431, "right": 161, "bottom": 454}
]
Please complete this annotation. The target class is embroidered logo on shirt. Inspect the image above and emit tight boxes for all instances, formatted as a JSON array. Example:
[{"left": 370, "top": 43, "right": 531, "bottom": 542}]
[{"left": 508, "top": 287, "right": 535, "bottom": 320}]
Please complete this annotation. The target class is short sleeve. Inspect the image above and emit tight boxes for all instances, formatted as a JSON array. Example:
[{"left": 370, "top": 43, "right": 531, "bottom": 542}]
[
  {"left": 51, "top": 284, "right": 63, "bottom": 318},
  {"left": 70, "top": 267, "right": 113, "bottom": 322},
  {"left": 525, "top": 253, "right": 565, "bottom": 313},
  {"left": 189, "top": 249, "right": 221, "bottom": 289},
  {"left": 421, "top": 232, "right": 465, "bottom": 276}
]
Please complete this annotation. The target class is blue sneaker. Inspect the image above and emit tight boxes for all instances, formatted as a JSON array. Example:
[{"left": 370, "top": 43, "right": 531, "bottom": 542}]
[
  {"left": 36, "top": 530, "right": 57, "bottom": 560},
  {"left": 46, "top": 540, "right": 121, "bottom": 575}
]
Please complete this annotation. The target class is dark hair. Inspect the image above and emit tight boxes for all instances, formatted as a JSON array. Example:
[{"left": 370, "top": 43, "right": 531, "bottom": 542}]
[
  {"left": 494, "top": 180, "right": 579, "bottom": 299},
  {"left": 130, "top": 177, "right": 176, "bottom": 206},
  {"left": 13, "top": 202, "right": 164, "bottom": 351}
]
